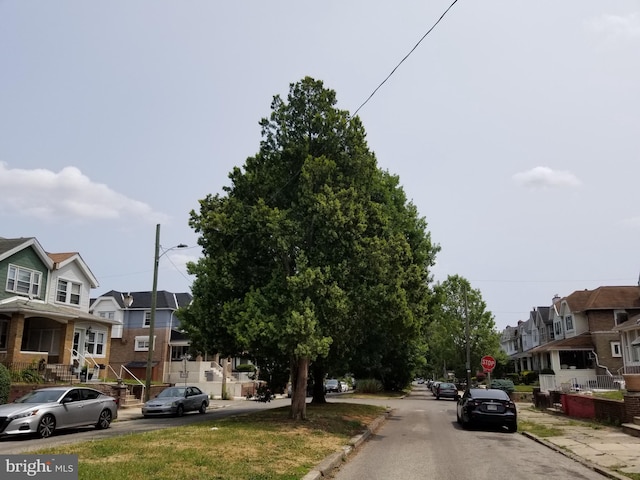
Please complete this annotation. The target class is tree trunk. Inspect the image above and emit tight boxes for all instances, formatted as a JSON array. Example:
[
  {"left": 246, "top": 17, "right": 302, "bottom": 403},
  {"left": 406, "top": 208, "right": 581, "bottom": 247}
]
[
  {"left": 290, "top": 356, "right": 309, "bottom": 420},
  {"left": 311, "top": 363, "right": 327, "bottom": 404}
]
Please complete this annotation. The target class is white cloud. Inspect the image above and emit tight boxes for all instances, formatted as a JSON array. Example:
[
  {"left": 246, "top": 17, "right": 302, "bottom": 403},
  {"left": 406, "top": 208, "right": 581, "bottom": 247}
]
[
  {"left": 585, "top": 12, "right": 640, "bottom": 41},
  {"left": 0, "top": 162, "right": 168, "bottom": 223},
  {"left": 512, "top": 166, "right": 582, "bottom": 189}
]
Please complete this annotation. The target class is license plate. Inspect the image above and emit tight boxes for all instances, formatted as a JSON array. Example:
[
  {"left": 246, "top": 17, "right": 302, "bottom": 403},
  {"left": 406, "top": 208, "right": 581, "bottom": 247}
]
[{"left": 487, "top": 404, "right": 498, "bottom": 411}]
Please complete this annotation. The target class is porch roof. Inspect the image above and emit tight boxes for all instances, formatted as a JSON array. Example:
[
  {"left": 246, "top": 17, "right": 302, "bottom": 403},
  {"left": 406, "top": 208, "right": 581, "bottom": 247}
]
[
  {"left": 528, "top": 332, "right": 594, "bottom": 353},
  {"left": 0, "top": 297, "right": 119, "bottom": 325}
]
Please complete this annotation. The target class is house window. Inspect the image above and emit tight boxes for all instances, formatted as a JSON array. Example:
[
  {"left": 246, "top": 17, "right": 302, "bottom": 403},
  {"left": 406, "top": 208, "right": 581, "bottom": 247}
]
[
  {"left": 614, "top": 311, "right": 629, "bottom": 326},
  {"left": 6, "top": 264, "right": 41, "bottom": 297},
  {"left": 0, "top": 319, "right": 8, "bottom": 350},
  {"left": 632, "top": 335, "right": 640, "bottom": 363},
  {"left": 554, "top": 321, "right": 562, "bottom": 336},
  {"left": 85, "top": 330, "right": 106, "bottom": 356},
  {"left": 56, "top": 279, "right": 81, "bottom": 305},
  {"left": 135, "top": 335, "right": 155, "bottom": 351},
  {"left": 99, "top": 311, "right": 115, "bottom": 320},
  {"left": 144, "top": 311, "right": 151, "bottom": 327},
  {"left": 611, "top": 342, "right": 622, "bottom": 357},
  {"left": 565, "top": 316, "right": 574, "bottom": 331}
]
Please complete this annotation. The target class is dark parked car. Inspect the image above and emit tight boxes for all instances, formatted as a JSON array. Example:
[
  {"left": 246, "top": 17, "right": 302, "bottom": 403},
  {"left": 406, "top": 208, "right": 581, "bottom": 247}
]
[
  {"left": 0, "top": 387, "right": 117, "bottom": 439},
  {"left": 435, "top": 382, "right": 459, "bottom": 400},
  {"left": 325, "top": 379, "right": 341, "bottom": 393},
  {"left": 142, "top": 386, "right": 209, "bottom": 417},
  {"left": 456, "top": 388, "right": 517, "bottom": 432}
]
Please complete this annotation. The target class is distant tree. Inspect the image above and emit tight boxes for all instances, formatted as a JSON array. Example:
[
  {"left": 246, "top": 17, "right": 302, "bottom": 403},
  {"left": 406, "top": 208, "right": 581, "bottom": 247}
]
[
  {"left": 0, "top": 364, "right": 10, "bottom": 404},
  {"left": 182, "top": 77, "right": 439, "bottom": 419},
  {"left": 426, "top": 275, "right": 503, "bottom": 380}
]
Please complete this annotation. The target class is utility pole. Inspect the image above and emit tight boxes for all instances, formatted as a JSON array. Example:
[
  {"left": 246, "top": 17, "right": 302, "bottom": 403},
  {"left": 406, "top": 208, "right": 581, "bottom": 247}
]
[{"left": 464, "top": 284, "right": 471, "bottom": 389}]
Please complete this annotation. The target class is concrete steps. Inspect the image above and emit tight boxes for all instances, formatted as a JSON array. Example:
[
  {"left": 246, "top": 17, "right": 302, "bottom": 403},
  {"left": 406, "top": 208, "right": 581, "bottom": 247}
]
[{"left": 622, "top": 415, "right": 640, "bottom": 438}]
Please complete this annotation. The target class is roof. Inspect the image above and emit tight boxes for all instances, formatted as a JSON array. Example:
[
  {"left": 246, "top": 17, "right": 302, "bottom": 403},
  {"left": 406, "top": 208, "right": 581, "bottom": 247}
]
[
  {"left": 563, "top": 286, "right": 640, "bottom": 312},
  {"left": 95, "top": 290, "right": 192, "bottom": 309},
  {"left": 0, "top": 237, "right": 54, "bottom": 268},
  {"left": 0, "top": 297, "right": 119, "bottom": 325},
  {"left": 528, "top": 332, "right": 594, "bottom": 353}
]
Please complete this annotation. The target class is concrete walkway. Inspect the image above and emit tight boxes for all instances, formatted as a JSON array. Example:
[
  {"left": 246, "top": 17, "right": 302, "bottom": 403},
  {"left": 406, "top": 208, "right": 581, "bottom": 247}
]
[{"left": 516, "top": 403, "right": 640, "bottom": 479}]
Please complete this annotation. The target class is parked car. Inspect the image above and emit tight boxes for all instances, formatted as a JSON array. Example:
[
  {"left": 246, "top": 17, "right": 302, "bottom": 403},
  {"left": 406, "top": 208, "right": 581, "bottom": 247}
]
[
  {"left": 340, "top": 381, "right": 349, "bottom": 392},
  {"left": 0, "top": 386, "right": 117, "bottom": 439},
  {"left": 325, "top": 379, "right": 341, "bottom": 393},
  {"left": 142, "top": 386, "right": 209, "bottom": 417},
  {"left": 456, "top": 388, "right": 517, "bottom": 432},
  {"left": 435, "top": 382, "right": 459, "bottom": 400}
]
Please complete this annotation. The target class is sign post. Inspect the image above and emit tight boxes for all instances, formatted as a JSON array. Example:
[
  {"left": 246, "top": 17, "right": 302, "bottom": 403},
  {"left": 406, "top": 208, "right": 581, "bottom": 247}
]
[{"left": 481, "top": 355, "right": 496, "bottom": 386}]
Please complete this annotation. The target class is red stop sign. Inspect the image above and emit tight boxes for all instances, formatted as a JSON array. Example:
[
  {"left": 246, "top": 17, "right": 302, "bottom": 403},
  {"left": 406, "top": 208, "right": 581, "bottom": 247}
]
[{"left": 481, "top": 356, "right": 496, "bottom": 372}]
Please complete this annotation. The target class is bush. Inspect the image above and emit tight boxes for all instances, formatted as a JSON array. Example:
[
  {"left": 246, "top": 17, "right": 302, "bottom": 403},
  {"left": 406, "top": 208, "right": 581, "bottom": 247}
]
[
  {"left": 522, "top": 371, "right": 538, "bottom": 385},
  {"left": 234, "top": 364, "right": 257, "bottom": 373},
  {"left": 0, "top": 364, "right": 11, "bottom": 404},
  {"left": 490, "top": 379, "right": 515, "bottom": 393},
  {"left": 354, "top": 378, "right": 383, "bottom": 394}
]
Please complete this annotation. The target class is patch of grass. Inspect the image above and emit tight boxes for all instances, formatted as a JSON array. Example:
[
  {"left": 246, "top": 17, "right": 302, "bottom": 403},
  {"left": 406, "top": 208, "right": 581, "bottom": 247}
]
[
  {"left": 593, "top": 390, "right": 624, "bottom": 401},
  {"left": 518, "top": 420, "right": 565, "bottom": 437},
  {"left": 33, "top": 403, "right": 386, "bottom": 480},
  {"left": 514, "top": 385, "right": 534, "bottom": 392}
]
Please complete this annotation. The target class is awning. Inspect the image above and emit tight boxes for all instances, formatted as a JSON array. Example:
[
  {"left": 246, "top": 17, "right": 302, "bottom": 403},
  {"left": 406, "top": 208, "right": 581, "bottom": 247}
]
[{"left": 528, "top": 333, "right": 594, "bottom": 354}]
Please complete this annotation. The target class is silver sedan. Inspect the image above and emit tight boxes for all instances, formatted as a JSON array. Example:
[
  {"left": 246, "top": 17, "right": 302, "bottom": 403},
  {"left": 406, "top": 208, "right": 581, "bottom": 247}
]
[{"left": 0, "top": 386, "right": 118, "bottom": 438}]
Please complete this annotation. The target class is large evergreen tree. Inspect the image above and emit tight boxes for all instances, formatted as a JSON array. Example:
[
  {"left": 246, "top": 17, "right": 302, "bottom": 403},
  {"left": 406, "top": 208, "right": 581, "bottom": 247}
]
[{"left": 182, "top": 77, "right": 438, "bottom": 419}]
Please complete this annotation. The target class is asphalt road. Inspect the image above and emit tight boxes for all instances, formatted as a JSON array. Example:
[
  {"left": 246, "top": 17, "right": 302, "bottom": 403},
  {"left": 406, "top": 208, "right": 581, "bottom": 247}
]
[{"left": 331, "top": 385, "right": 609, "bottom": 480}]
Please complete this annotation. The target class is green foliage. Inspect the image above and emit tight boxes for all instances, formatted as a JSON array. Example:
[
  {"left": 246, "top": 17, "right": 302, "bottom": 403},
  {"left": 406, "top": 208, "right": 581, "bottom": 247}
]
[
  {"left": 506, "top": 373, "right": 520, "bottom": 384},
  {"left": 522, "top": 370, "right": 538, "bottom": 385},
  {"left": 490, "top": 378, "right": 515, "bottom": 393},
  {"left": 354, "top": 378, "right": 383, "bottom": 394},
  {"left": 182, "top": 77, "right": 439, "bottom": 416},
  {"left": 234, "top": 364, "right": 257, "bottom": 373},
  {"left": 0, "top": 364, "right": 11, "bottom": 404},
  {"left": 10, "top": 362, "right": 44, "bottom": 384}
]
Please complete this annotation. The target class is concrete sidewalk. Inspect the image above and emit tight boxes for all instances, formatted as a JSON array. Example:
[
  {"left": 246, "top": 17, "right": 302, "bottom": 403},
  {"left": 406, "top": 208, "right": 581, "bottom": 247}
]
[{"left": 516, "top": 403, "right": 640, "bottom": 479}]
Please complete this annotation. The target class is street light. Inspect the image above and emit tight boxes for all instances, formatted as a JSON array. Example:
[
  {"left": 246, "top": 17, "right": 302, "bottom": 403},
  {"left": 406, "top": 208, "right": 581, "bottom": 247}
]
[{"left": 144, "top": 223, "right": 187, "bottom": 402}]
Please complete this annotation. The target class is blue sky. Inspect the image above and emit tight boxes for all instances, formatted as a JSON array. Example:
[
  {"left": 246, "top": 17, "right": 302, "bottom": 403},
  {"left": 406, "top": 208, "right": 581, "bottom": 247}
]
[{"left": 1, "top": 1, "right": 639, "bottom": 331}]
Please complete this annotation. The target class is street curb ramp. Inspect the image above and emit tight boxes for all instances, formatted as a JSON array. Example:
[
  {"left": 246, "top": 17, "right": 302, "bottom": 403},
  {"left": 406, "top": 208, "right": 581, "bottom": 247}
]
[{"left": 302, "top": 409, "right": 392, "bottom": 480}]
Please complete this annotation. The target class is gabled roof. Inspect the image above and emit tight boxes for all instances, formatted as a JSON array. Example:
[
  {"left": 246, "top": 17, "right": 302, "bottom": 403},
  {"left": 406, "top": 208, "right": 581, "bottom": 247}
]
[
  {"left": 48, "top": 251, "right": 99, "bottom": 288},
  {"left": 563, "top": 286, "right": 640, "bottom": 313},
  {"left": 95, "top": 290, "right": 192, "bottom": 309},
  {"left": 0, "top": 237, "right": 54, "bottom": 268}
]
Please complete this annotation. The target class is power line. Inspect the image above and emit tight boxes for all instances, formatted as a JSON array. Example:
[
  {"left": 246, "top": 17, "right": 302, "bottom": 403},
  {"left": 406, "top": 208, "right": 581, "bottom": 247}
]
[{"left": 352, "top": 0, "right": 460, "bottom": 117}]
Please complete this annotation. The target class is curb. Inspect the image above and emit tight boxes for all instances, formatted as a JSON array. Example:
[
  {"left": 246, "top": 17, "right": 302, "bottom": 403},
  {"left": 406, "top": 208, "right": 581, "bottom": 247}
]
[
  {"left": 521, "top": 431, "right": 629, "bottom": 480},
  {"left": 302, "top": 409, "right": 392, "bottom": 480}
]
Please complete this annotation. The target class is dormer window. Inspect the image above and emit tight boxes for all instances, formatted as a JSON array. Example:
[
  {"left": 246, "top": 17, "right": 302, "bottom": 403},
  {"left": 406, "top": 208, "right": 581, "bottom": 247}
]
[
  {"left": 614, "top": 311, "right": 629, "bottom": 326},
  {"left": 6, "top": 264, "right": 41, "bottom": 297},
  {"left": 565, "top": 315, "right": 574, "bottom": 331},
  {"left": 56, "top": 279, "right": 81, "bottom": 305}
]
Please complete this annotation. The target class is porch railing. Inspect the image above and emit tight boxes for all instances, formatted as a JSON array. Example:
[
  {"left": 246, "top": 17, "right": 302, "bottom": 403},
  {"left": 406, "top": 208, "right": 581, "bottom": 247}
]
[{"left": 539, "top": 374, "right": 625, "bottom": 393}]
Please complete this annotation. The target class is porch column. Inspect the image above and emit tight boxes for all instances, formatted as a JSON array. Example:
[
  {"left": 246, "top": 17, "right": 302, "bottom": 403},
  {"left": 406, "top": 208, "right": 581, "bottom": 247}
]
[
  {"left": 59, "top": 322, "right": 76, "bottom": 366},
  {"left": 6, "top": 312, "right": 25, "bottom": 362}
]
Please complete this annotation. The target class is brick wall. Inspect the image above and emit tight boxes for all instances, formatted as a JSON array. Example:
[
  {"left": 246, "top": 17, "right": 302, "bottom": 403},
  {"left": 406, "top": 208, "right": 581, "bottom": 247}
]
[{"left": 624, "top": 394, "right": 640, "bottom": 423}]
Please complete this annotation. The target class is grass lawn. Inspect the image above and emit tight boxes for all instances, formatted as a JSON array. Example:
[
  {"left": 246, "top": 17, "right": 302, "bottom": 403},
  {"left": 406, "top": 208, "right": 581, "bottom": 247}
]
[{"left": 33, "top": 402, "right": 387, "bottom": 480}]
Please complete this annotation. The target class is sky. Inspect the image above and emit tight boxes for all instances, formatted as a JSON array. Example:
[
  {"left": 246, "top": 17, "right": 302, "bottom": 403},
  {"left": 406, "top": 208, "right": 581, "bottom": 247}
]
[{"left": 1, "top": 1, "right": 639, "bottom": 332}]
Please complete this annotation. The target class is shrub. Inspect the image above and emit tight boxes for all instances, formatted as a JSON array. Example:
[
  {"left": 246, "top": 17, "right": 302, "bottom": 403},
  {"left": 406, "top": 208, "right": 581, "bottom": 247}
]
[
  {"left": 490, "top": 379, "right": 515, "bottom": 393},
  {"left": 354, "top": 378, "right": 383, "bottom": 394},
  {"left": 0, "top": 364, "right": 11, "bottom": 404},
  {"left": 523, "top": 371, "right": 538, "bottom": 385},
  {"left": 234, "top": 364, "right": 257, "bottom": 373}
]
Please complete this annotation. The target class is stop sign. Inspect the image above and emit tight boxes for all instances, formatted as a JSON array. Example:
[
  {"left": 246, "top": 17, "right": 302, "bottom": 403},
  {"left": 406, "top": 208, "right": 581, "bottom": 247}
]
[{"left": 481, "top": 355, "right": 496, "bottom": 372}]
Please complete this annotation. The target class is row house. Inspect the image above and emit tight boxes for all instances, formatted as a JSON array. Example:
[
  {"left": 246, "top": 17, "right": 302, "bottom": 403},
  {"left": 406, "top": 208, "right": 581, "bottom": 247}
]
[
  {"left": 0, "top": 237, "right": 117, "bottom": 380},
  {"left": 501, "top": 286, "right": 640, "bottom": 392}
]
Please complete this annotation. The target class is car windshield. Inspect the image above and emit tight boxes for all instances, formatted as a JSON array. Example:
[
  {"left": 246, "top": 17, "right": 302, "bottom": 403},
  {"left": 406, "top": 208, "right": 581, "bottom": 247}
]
[
  {"left": 157, "top": 387, "right": 186, "bottom": 398},
  {"left": 439, "top": 383, "right": 455, "bottom": 388},
  {"left": 326, "top": 380, "right": 338, "bottom": 386},
  {"left": 15, "top": 389, "right": 65, "bottom": 404}
]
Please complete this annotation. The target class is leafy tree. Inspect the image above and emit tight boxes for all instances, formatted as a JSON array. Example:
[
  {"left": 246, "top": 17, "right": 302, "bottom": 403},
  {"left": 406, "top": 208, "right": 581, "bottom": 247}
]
[
  {"left": 183, "top": 77, "right": 438, "bottom": 419},
  {"left": 426, "top": 275, "right": 503, "bottom": 381}
]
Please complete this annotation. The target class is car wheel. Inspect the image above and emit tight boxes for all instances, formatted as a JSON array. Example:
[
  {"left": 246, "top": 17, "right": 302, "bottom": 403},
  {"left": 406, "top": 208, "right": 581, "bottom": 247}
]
[
  {"left": 461, "top": 413, "right": 470, "bottom": 430},
  {"left": 456, "top": 411, "right": 462, "bottom": 424},
  {"left": 199, "top": 402, "right": 207, "bottom": 414},
  {"left": 436, "top": 395, "right": 440, "bottom": 400},
  {"left": 37, "top": 414, "right": 56, "bottom": 438},
  {"left": 507, "top": 423, "right": 518, "bottom": 433},
  {"left": 96, "top": 409, "right": 112, "bottom": 429},
  {"left": 176, "top": 404, "right": 185, "bottom": 417}
]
